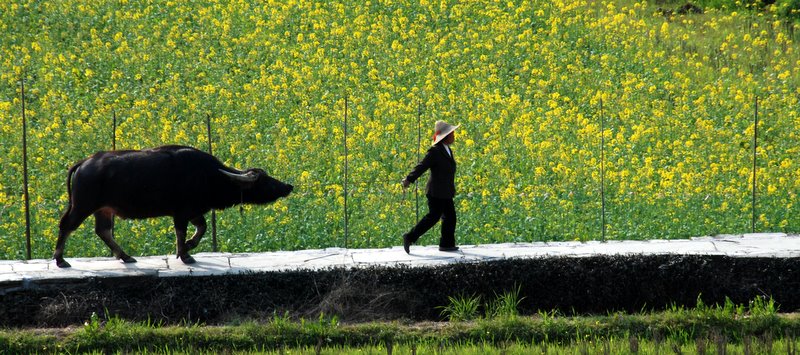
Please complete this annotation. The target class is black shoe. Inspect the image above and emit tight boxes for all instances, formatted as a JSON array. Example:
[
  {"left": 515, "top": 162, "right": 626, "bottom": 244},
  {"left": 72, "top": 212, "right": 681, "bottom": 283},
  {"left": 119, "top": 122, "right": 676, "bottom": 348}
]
[
  {"left": 403, "top": 234, "right": 412, "bottom": 254},
  {"left": 439, "top": 246, "right": 459, "bottom": 252}
]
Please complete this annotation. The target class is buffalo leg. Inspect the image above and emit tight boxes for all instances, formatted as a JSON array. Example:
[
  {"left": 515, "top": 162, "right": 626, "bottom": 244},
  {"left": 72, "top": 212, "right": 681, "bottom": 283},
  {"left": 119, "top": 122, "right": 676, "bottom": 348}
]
[
  {"left": 173, "top": 218, "right": 196, "bottom": 264},
  {"left": 54, "top": 205, "right": 91, "bottom": 268},
  {"left": 184, "top": 216, "right": 207, "bottom": 251},
  {"left": 94, "top": 209, "right": 136, "bottom": 264}
]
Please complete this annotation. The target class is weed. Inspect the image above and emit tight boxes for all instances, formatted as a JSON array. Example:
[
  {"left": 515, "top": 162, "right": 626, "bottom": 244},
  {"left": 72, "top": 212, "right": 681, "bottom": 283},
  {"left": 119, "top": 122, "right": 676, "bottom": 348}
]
[
  {"left": 439, "top": 294, "right": 481, "bottom": 322},
  {"left": 486, "top": 285, "right": 524, "bottom": 320}
]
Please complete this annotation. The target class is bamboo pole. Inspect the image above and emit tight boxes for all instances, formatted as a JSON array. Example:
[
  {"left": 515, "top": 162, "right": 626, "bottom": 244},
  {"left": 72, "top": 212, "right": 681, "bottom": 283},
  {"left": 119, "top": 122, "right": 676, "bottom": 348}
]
[
  {"left": 111, "top": 110, "right": 117, "bottom": 242},
  {"left": 600, "top": 99, "right": 606, "bottom": 242},
  {"left": 343, "top": 96, "right": 349, "bottom": 248},
  {"left": 20, "top": 76, "right": 32, "bottom": 260},
  {"left": 112, "top": 110, "right": 117, "bottom": 150},
  {"left": 207, "top": 113, "right": 218, "bottom": 251},
  {"left": 415, "top": 99, "right": 421, "bottom": 223},
  {"left": 752, "top": 96, "right": 759, "bottom": 233}
]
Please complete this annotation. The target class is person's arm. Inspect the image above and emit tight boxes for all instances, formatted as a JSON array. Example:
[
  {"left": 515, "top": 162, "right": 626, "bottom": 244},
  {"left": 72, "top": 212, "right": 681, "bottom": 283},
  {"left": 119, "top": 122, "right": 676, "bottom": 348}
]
[{"left": 402, "top": 147, "right": 435, "bottom": 188}]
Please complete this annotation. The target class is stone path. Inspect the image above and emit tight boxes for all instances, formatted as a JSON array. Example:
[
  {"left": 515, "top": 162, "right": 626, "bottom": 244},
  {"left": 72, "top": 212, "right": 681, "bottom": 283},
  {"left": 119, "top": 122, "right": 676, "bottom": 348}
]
[{"left": 1, "top": 233, "right": 797, "bottom": 285}]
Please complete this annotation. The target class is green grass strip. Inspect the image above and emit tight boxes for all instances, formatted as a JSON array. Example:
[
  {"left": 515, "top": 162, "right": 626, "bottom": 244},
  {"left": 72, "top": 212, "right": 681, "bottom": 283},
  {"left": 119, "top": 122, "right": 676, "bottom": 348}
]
[{"left": 2, "top": 311, "right": 799, "bottom": 353}]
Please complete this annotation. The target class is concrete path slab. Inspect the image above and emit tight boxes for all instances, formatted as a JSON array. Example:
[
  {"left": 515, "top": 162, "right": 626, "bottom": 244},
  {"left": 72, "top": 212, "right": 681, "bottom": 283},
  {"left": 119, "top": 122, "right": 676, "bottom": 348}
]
[{"left": 1, "top": 233, "right": 798, "bottom": 290}]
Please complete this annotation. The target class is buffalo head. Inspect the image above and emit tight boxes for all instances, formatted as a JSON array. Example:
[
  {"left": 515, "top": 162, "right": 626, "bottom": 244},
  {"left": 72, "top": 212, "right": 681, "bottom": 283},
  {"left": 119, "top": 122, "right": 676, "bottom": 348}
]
[{"left": 220, "top": 168, "right": 294, "bottom": 204}]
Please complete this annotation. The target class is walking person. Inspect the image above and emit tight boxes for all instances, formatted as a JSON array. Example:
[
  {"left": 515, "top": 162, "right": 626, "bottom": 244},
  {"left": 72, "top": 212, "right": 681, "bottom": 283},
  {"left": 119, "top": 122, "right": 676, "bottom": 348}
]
[{"left": 401, "top": 120, "right": 460, "bottom": 254}]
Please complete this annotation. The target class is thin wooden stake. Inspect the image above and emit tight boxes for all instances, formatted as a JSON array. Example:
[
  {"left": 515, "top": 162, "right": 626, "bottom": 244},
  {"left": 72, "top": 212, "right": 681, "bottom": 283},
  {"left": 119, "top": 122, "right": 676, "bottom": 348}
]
[
  {"left": 415, "top": 99, "right": 421, "bottom": 223},
  {"left": 112, "top": 110, "right": 117, "bottom": 151},
  {"left": 600, "top": 99, "right": 606, "bottom": 242},
  {"left": 343, "top": 96, "right": 349, "bottom": 248},
  {"left": 207, "top": 113, "right": 217, "bottom": 252},
  {"left": 752, "top": 96, "right": 759, "bottom": 233},
  {"left": 111, "top": 110, "right": 117, "bottom": 242},
  {"left": 21, "top": 76, "right": 32, "bottom": 260}
]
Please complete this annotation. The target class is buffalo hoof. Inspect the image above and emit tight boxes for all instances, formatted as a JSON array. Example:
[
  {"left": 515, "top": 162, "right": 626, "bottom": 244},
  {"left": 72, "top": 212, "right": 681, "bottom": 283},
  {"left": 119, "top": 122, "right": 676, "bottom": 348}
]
[
  {"left": 180, "top": 255, "right": 196, "bottom": 264},
  {"left": 55, "top": 259, "right": 71, "bottom": 268},
  {"left": 120, "top": 255, "right": 137, "bottom": 263}
]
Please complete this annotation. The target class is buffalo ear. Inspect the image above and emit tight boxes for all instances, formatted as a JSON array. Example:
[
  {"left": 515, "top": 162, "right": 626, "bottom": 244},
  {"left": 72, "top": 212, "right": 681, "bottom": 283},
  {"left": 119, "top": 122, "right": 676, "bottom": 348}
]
[{"left": 219, "top": 169, "right": 259, "bottom": 186}]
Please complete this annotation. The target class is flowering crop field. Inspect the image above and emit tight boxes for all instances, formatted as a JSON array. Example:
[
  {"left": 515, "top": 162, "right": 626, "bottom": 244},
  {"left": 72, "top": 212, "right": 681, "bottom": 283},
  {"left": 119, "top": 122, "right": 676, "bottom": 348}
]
[{"left": 1, "top": 0, "right": 800, "bottom": 260}]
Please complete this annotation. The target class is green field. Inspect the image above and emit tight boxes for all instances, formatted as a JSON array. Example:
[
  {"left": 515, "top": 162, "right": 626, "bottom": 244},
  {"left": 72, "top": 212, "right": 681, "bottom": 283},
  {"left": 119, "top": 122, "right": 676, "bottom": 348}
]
[
  {"left": 2, "top": 0, "right": 800, "bottom": 260},
  {"left": 1, "top": 296, "right": 797, "bottom": 354}
]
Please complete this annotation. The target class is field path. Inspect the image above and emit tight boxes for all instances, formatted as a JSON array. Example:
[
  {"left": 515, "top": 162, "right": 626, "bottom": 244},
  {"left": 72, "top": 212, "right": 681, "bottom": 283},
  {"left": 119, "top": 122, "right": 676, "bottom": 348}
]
[{"left": 1, "top": 233, "right": 796, "bottom": 285}]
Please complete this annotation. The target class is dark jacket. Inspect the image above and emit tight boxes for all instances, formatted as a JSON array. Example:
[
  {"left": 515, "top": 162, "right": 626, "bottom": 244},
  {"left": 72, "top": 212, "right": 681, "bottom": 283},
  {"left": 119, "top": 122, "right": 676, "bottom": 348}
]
[{"left": 405, "top": 143, "right": 456, "bottom": 199}]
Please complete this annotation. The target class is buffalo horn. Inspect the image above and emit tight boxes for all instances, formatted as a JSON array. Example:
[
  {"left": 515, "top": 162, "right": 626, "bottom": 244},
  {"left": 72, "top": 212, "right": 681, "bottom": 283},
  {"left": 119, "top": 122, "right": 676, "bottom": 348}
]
[{"left": 219, "top": 169, "right": 259, "bottom": 183}]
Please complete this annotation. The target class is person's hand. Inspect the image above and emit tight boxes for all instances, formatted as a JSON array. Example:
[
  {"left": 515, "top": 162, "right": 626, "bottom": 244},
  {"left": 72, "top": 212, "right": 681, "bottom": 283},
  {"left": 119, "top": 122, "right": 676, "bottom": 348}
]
[{"left": 401, "top": 178, "right": 411, "bottom": 189}]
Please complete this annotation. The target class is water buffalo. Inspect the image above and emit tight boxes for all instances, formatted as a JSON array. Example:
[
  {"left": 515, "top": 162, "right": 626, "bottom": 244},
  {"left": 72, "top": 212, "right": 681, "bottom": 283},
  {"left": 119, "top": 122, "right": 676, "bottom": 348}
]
[{"left": 54, "top": 145, "right": 293, "bottom": 268}]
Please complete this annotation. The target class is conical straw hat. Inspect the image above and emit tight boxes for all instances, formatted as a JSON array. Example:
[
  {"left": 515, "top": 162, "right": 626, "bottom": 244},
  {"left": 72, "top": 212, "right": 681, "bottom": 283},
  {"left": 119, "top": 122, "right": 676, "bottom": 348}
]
[{"left": 432, "top": 120, "right": 459, "bottom": 146}]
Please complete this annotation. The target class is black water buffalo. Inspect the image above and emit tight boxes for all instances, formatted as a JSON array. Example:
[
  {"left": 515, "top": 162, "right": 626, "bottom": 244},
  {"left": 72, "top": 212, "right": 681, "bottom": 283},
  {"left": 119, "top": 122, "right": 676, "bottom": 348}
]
[{"left": 54, "top": 145, "right": 293, "bottom": 268}]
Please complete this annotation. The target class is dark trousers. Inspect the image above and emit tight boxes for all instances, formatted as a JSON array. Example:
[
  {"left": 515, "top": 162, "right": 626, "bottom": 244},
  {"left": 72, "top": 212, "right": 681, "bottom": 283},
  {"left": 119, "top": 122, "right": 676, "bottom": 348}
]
[{"left": 406, "top": 195, "right": 456, "bottom": 248}]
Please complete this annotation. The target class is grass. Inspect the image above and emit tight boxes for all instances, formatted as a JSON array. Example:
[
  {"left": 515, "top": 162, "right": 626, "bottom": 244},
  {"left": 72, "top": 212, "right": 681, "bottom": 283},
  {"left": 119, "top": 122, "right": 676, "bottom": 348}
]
[
  {"left": 438, "top": 285, "right": 524, "bottom": 321},
  {"left": 485, "top": 284, "right": 525, "bottom": 320},
  {"left": 438, "top": 294, "right": 482, "bottom": 322},
  {"left": 248, "top": 337, "right": 800, "bottom": 354},
  {"left": 62, "top": 338, "right": 800, "bottom": 354},
  {"left": 0, "top": 295, "right": 795, "bottom": 353}
]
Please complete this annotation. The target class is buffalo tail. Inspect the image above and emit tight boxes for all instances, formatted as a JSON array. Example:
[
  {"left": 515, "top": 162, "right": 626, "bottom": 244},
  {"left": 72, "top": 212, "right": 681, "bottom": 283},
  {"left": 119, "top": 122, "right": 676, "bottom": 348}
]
[{"left": 65, "top": 159, "right": 86, "bottom": 200}]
